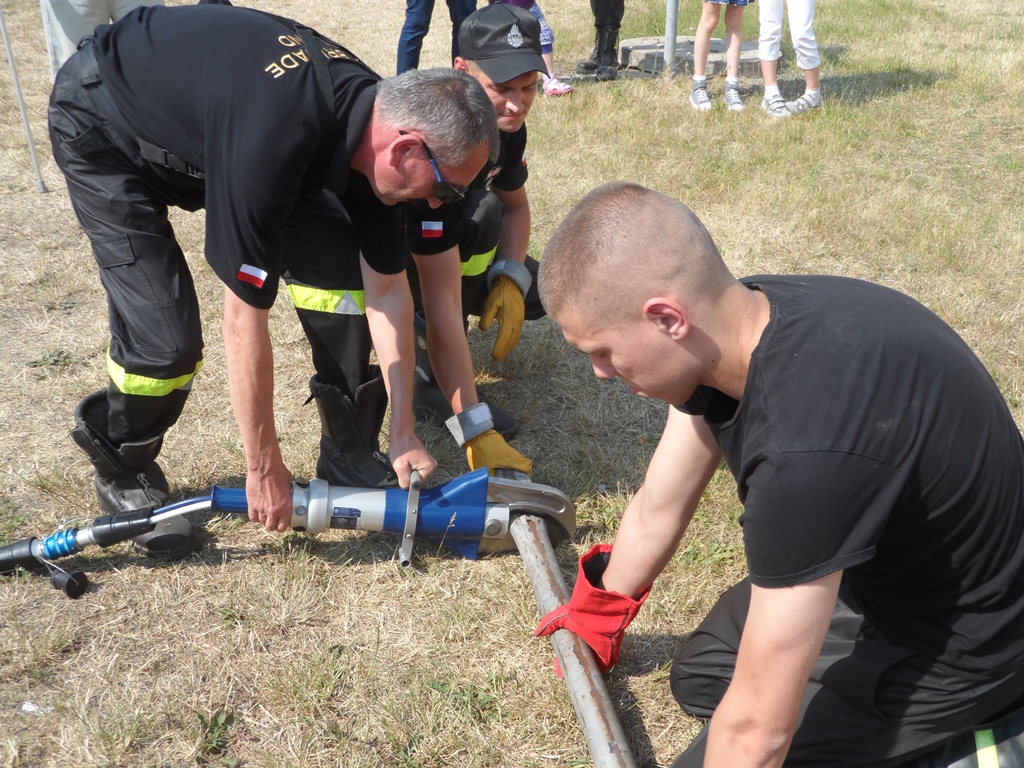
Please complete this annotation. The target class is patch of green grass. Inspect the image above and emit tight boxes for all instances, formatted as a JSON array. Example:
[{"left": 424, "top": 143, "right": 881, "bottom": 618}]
[
  {"left": 26, "top": 348, "right": 75, "bottom": 368},
  {"left": 194, "top": 710, "right": 235, "bottom": 760},
  {"left": 0, "top": 496, "right": 30, "bottom": 545},
  {"left": 424, "top": 674, "right": 504, "bottom": 726}
]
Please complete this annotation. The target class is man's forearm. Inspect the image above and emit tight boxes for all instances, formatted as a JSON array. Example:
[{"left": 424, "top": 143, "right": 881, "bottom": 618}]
[
  {"left": 222, "top": 290, "right": 283, "bottom": 474},
  {"left": 426, "top": 308, "right": 479, "bottom": 414},
  {"left": 703, "top": 696, "right": 793, "bottom": 768},
  {"left": 494, "top": 186, "right": 530, "bottom": 264},
  {"left": 413, "top": 248, "right": 479, "bottom": 414},
  {"left": 363, "top": 277, "right": 417, "bottom": 440},
  {"left": 703, "top": 573, "right": 843, "bottom": 768},
  {"left": 602, "top": 409, "right": 723, "bottom": 597},
  {"left": 361, "top": 258, "right": 437, "bottom": 486},
  {"left": 222, "top": 287, "right": 293, "bottom": 531}
]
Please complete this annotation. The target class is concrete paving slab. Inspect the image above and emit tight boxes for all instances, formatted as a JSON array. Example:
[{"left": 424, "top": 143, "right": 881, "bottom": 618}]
[{"left": 618, "top": 36, "right": 767, "bottom": 78}]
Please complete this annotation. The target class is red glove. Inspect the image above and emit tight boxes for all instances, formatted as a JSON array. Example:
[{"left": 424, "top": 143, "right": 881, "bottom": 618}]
[{"left": 534, "top": 544, "right": 650, "bottom": 675}]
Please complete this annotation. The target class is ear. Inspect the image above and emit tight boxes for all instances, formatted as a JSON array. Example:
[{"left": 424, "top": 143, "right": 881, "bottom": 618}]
[
  {"left": 384, "top": 131, "right": 420, "bottom": 170},
  {"left": 453, "top": 57, "right": 471, "bottom": 73},
  {"left": 642, "top": 298, "right": 689, "bottom": 340}
]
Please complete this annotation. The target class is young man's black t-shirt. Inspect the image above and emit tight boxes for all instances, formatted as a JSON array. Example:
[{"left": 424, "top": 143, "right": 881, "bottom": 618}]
[
  {"left": 678, "top": 275, "right": 1024, "bottom": 675},
  {"left": 404, "top": 125, "right": 528, "bottom": 256},
  {"left": 89, "top": 4, "right": 406, "bottom": 309}
]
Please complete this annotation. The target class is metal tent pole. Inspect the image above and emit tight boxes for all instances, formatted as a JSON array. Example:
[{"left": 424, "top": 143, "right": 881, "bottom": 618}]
[
  {"left": 511, "top": 514, "right": 639, "bottom": 768},
  {"left": 664, "top": 0, "right": 679, "bottom": 78},
  {"left": 0, "top": 0, "right": 48, "bottom": 193}
]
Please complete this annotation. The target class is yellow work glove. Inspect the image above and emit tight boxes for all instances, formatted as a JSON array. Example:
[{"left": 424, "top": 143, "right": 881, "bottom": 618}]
[
  {"left": 479, "top": 275, "right": 526, "bottom": 362},
  {"left": 465, "top": 430, "right": 533, "bottom": 476}
]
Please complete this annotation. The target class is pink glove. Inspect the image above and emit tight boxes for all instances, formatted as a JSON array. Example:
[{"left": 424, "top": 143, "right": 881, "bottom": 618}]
[{"left": 534, "top": 544, "right": 650, "bottom": 675}]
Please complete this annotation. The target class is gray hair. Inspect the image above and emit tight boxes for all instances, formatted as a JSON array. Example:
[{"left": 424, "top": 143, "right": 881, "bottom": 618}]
[{"left": 377, "top": 68, "right": 499, "bottom": 167}]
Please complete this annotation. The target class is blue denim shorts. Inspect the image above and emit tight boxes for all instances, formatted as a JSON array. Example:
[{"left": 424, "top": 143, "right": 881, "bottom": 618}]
[{"left": 706, "top": 0, "right": 754, "bottom": 6}]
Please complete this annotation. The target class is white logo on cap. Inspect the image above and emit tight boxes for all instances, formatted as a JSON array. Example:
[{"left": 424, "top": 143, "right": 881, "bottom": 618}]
[{"left": 507, "top": 23, "right": 523, "bottom": 48}]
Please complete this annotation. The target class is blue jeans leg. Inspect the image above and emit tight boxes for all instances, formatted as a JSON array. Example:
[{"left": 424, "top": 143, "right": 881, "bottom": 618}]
[
  {"left": 397, "top": 0, "right": 436, "bottom": 74},
  {"left": 447, "top": 0, "right": 478, "bottom": 61}
]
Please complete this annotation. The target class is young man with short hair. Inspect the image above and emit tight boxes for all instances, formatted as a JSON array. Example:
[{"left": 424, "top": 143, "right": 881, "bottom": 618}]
[{"left": 537, "top": 182, "right": 1024, "bottom": 767}]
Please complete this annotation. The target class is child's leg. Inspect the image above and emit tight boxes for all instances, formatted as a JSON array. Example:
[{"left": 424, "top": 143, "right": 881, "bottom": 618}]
[
  {"left": 758, "top": 0, "right": 783, "bottom": 85},
  {"left": 722, "top": 4, "right": 745, "bottom": 110},
  {"left": 542, "top": 52, "right": 556, "bottom": 79},
  {"left": 689, "top": 2, "right": 719, "bottom": 109},
  {"left": 784, "top": 0, "right": 822, "bottom": 111},
  {"left": 693, "top": 2, "right": 722, "bottom": 78},
  {"left": 723, "top": 4, "right": 744, "bottom": 79},
  {"left": 786, "top": 0, "right": 821, "bottom": 76}
]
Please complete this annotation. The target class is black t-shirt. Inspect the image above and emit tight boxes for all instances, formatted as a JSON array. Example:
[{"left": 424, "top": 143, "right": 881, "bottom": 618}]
[
  {"left": 678, "top": 275, "right": 1024, "bottom": 675},
  {"left": 405, "top": 125, "right": 528, "bottom": 256},
  {"left": 91, "top": 4, "right": 406, "bottom": 309}
]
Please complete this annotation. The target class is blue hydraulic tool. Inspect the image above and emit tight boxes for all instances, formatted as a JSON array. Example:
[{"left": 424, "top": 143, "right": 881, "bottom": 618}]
[{"left": 0, "top": 469, "right": 575, "bottom": 597}]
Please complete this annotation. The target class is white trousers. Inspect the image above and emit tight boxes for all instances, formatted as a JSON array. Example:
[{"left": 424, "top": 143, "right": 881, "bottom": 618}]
[
  {"left": 39, "top": 0, "right": 164, "bottom": 81},
  {"left": 758, "top": 0, "right": 820, "bottom": 71}
]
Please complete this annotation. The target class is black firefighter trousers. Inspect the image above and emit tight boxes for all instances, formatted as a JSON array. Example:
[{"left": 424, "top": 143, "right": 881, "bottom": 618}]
[
  {"left": 670, "top": 579, "right": 1024, "bottom": 768},
  {"left": 49, "top": 42, "right": 373, "bottom": 446}
]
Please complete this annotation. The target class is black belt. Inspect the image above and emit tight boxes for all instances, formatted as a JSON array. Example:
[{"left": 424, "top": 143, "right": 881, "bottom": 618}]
[
  {"left": 76, "top": 39, "right": 206, "bottom": 180},
  {"left": 136, "top": 139, "right": 205, "bottom": 180}
]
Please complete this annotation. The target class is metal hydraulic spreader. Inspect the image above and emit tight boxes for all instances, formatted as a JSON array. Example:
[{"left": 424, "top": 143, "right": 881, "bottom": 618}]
[{"left": 0, "top": 468, "right": 574, "bottom": 592}]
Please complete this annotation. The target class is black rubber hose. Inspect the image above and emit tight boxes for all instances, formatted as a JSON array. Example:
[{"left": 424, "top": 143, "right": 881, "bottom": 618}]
[
  {"left": 0, "top": 538, "right": 41, "bottom": 575},
  {"left": 89, "top": 510, "right": 155, "bottom": 547}
]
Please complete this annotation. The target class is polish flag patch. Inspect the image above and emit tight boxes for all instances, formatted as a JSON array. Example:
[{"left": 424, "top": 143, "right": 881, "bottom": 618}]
[
  {"left": 236, "top": 264, "right": 269, "bottom": 288},
  {"left": 421, "top": 221, "right": 444, "bottom": 238}
]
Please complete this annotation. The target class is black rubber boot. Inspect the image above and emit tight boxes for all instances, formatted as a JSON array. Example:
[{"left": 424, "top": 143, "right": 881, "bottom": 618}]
[
  {"left": 576, "top": 32, "right": 599, "bottom": 74},
  {"left": 309, "top": 371, "right": 398, "bottom": 488},
  {"left": 596, "top": 26, "right": 619, "bottom": 81},
  {"left": 70, "top": 390, "right": 199, "bottom": 560},
  {"left": 413, "top": 312, "right": 520, "bottom": 440}
]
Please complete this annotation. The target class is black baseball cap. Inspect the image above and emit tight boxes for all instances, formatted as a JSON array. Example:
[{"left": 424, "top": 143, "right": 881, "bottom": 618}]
[{"left": 458, "top": 4, "right": 546, "bottom": 84}]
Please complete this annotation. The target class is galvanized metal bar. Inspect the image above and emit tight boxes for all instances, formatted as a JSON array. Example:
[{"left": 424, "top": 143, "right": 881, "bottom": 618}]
[
  {"left": 664, "top": 0, "right": 679, "bottom": 78},
  {"left": 0, "top": 2, "right": 49, "bottom": 193},
  {"left": 510, "top": 514, "right": 638, "bottom": 768}
]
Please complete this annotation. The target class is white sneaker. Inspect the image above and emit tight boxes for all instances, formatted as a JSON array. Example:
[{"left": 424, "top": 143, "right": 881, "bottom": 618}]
[
  {"left": 689, "top": 85, "right": 713, "bottom": 111},
  {"left": 724, "top": 87, "right": 745, "bottom": 112},
  {"left": 786, "top": 92, "right": 822, "bottom": 114},
  {"left": 761, "top": 93, "right": 791, "bottom": 118}
]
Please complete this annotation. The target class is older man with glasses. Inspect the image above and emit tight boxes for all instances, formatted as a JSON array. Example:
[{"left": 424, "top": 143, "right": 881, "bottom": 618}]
[{"left": 48, "top": 1, "right": 498, "bottom": 555}]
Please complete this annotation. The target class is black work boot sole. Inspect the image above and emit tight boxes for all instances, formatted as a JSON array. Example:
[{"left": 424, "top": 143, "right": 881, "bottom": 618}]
[{"left": 131, "top": 515, "right": 202, "bottom": 560}]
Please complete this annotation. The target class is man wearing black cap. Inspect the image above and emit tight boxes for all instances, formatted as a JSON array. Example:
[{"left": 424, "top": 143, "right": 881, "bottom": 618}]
[{"left": 404, "top": 3, "right": 548, "bottom": 479}]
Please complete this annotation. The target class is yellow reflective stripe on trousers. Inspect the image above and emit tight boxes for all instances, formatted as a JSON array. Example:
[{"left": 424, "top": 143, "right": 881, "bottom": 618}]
[
  {"left": 287, "top": 284, "right": 366, "bottom": 315},
  {"left": 107, "top": 353, "right": 202, "bottom": 397},
  {"left": 975, "top": 729, "right": 998, "bottom": 768},
  {"left": 461, "top": 246, "right": 497, "bottom": 277}
]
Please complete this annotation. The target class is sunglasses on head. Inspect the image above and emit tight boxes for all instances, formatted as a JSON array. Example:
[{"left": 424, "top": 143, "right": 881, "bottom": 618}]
[{"left": 400, "top": 131, "right": 467, "bottom": 203}]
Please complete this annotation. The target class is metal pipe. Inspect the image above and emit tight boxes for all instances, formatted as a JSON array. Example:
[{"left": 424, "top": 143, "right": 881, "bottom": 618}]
[
  {"left": 664, "top": 0, "right": 679, "bottom": 79},
  {"left": 0, "top": 1, "right": 49, "bottom": 193},
  {"left": 510, "top": 515, "right": 638, "bottom": 768}
]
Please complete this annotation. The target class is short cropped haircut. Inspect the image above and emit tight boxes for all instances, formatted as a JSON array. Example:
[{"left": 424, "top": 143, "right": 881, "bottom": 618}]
[
  {"left": 377, "top": 68, "right": 500, "bottom": 167},
  {"left": 539, "top": 182, "right": 734, "bottom": 320}
]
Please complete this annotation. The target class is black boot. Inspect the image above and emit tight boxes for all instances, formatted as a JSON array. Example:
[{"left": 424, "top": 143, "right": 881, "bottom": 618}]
[
  {"left": 596, "top": 26, "right": 619, "bottom": 81},
  {"left": 413, "top": 312, "right": 520, "bottom": 440},
  {"left": 576, "top": 31, "right": 600, "bottom": 74},
  {"left": 309, "top": 371, "right": 398, "bottom": 488},
  {"left": 70, "top": 390, "right": 199, "bottom": 560}
]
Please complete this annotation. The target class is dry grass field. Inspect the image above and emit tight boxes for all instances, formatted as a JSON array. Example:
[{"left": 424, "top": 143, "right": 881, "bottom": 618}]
[{"left": 1, "top": 0, "right": 1023, "bottom": 764}]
